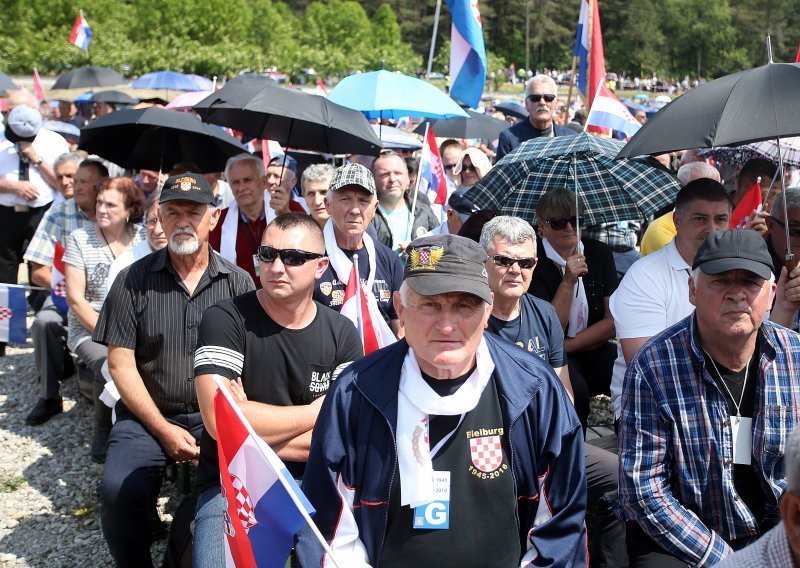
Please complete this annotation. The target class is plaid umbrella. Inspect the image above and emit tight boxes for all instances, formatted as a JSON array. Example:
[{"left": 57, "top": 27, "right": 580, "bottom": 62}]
[{"left": 468, "top": 132, "right": 681, "bottom": 226}]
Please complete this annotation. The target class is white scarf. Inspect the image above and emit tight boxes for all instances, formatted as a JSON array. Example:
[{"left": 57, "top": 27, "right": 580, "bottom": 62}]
[
  {"left": 542, "top": 237, "right": 589, "bottom": 338},
  {"left": 322, "top": 220, "right": 395, "bottom": 346},
  {"left": 219, "top": 192, "right": 277, "bottom": 264},
  {"left": 396, "top": 338, "right": 495, "bottom": 508}
]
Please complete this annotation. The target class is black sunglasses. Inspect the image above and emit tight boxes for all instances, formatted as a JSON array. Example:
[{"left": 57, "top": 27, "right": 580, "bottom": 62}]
[
  {"left": 443, "top": 164, "right": 456, "bottom": 171},
  {"left": 461, "top": 163, "right": 476, "bottom": 173},
  {"left": 527, "top": 94, "right": 557, "bottom": 103},
  {"left": 493, "top": 254, "right": 536, "bottom": 270},
  {"left": 257, "top": 245, "right": 324, "bottom": 266},
  {"left": 773, "top": 219, "right": 800, "bottom": 237},
  {"left": 545, "top": 216, "right": 583, "bottom": 230}
]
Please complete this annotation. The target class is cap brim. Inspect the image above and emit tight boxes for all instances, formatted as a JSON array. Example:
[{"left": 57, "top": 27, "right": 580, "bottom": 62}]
[
  {"left": 699, "top": 258, "right": 772, "bottom": 280},
  {"left": 159, "top": 194, "right": 215, "bottom": 206},
  {"left": 406, "top": 274, "right": 492, "bottom": 304}
]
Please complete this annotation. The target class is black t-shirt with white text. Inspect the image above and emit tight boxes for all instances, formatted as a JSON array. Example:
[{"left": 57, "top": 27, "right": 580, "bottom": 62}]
[{"left": 193, "top": 291, "right": 363, "bottom": 492}]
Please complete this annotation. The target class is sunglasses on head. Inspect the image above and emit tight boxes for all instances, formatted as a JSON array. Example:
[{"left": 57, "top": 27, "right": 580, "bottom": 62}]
[
  {"left": 493, "top": 254, "right": 536, "bottom": 270},
  {"left": 527, "top": 94, "right": 557, "bottom": 103},
  {"left": 257, "top": 245, "right": 324, "bottom": 266},
  {"left": 545, "top": 216, "right": 583, "bottom": 230}
]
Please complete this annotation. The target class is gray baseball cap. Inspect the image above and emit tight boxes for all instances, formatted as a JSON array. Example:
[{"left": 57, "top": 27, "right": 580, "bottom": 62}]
[
  {"left": 693, "top": 228, "right": 773, "bottom": 280},
  {"left": 328, "top": 162, "right": 376, "bottom": 195}
]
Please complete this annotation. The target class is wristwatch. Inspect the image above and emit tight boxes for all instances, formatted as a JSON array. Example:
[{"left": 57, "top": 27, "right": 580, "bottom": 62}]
[{"left": 34, "top": 157, "right": 44, "bottom": 166}]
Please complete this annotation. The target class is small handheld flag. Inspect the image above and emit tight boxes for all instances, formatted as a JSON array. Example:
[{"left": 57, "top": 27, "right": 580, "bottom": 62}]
[
  {"left": 213, "top": 378, "right": 341, "bottom": 567},
  {"left": 730, "top": 178, "right": 763, "bottom": 229},
  {"left": 69, "top": 11, "right": 92, "bottom": 52},
  {"left": 51, "top": 240, "right": 68, "bottom": 314},
  {"left": 33, "top": 68, "right": 46, "bottom": 104},
  {"left": 340, "top": 255, "right": 396, "bottom": 355},
  {"left": 416, "top": 125, "right": 448, "bottom": 207},
  {"left": 0, "top": 285, "right": 28, "bottom": 344}
]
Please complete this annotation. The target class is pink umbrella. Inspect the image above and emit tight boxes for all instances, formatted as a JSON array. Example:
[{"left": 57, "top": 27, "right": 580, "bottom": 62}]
[{"left": 165, "top": 90, "right": 214, "bottom": 111}]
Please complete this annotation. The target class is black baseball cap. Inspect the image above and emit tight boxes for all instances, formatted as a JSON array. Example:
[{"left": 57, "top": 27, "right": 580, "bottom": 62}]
[
  {"left": 403, "top": 234, "right": 492, "bottom": 303},
  {"left": 448, "top": 187, "right": 480, "bottom": 222},
  {"left": 159, "top": 173, "right": 216, "bottom": 205},
  {"left": 692, "top": 228, "right": 773, "bottom": 280}
]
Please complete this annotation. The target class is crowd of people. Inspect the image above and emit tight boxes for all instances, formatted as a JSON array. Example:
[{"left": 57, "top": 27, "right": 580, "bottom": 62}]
[{"left": 1, "top": 71, "right": 800, "bottom": 568}]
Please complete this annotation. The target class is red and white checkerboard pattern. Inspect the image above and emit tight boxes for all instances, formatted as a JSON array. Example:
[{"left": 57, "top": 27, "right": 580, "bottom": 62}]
[
  {"left": 0, "top": 307, "right": 12, "bottom": 321},
  {"left": 469, "top": 435, "right": 503, "bottom": 473},
  {"left": 53, "top": 281, "right": 66, "bottom": 298},
  {"left": 230, "top": 474, "right": 258, "bottom": 529}
]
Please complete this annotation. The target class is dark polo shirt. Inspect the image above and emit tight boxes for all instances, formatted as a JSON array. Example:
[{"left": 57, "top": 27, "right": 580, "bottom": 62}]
[{"left": 94, "top": 246, "right": 255, "bottom": 415}]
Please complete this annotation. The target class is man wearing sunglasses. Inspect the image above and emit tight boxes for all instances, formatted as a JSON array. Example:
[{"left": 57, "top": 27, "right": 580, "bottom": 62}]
[
  {"left": 193, "top": 212, "right": 363, "bottom": 566},
  {"left": 495, "top": 75, "right": 576, "bottom": 163},
  {"left": 93, "top": 173, "right": 255, "bottom": 566}
]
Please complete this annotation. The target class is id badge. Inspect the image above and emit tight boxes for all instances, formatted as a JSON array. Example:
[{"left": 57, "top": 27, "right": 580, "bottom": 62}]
[
  {"left": 252, "top": 254, "right": 260, "bottom": 278},
  {"left": 413, "top": 471, "right": 450, "bottom": 530},
  {"left": 731, "top": 416, "right": 753, "bottom": 465}
]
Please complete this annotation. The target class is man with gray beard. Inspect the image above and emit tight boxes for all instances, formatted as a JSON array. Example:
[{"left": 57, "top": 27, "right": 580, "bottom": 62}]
[{"left": 93, "top": 173, "right": 254, "bottom": 567}]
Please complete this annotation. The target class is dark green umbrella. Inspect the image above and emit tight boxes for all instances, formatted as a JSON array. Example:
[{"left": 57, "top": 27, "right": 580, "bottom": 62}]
[{"left": 469, "top": 132, "right": 680, "bottom": 227}]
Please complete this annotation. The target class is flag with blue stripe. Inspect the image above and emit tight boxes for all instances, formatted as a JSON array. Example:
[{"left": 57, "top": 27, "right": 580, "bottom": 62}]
[
  {"left": 574, "top": 0, "right": 591, "bottom": 97},
  {"left": 0, "top": 285, "right": 27, "bottom": 344},
  {"left": 447, "top": 0, "right": 487, "bottom": 109}
]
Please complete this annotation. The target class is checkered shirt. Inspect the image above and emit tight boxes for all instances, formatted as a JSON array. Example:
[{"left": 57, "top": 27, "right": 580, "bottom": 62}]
[
  {"left": 23, "top": 198, "right": 92, "bottom": 266},
  {"left": 617, "top": 315, "right": 800, "bottom": 567},
  {"left": 714, "top": 522, "right": 794, "bottom": 568}
]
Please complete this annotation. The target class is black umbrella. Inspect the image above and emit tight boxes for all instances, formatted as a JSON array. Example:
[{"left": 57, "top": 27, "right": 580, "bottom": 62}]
[
  {"left": 412, "top": 110, "right": 508, "bottom": 140},
  {"left": 618, "top": 62, "right": 800, "bottom": 158},
  {"left": 92, "top": 90, "right": 138, "bottom": 105},
  {"left": 52, "top": 66, "right": 125, "bottom": 90},
  {"left": 0, "top": 71, "right": 16, "bottom": 93},
  {"left": 225, "top": 73, "right": 276, "bottom": 87},
  {"left": 194, "top": 81, "right": 382, "bottom": 156},
  {"left": 79, "top": 107, "right": 247, "bottom": 173},
  {"left": 494, "top": 100, "right": 528, "bottom": 120}
]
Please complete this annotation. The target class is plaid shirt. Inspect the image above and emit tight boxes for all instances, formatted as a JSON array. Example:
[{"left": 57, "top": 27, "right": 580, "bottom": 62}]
[
  {"left": 618, "top": 315, "right": 800, "bottom": 567},
  {"left": 23, "top": 198, "right": 92, "bottom": 267}
]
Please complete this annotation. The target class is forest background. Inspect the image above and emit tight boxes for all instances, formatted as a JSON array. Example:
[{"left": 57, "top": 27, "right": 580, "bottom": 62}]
[{"left": 1, "top": 0, "right": 797, "bottom": 84}]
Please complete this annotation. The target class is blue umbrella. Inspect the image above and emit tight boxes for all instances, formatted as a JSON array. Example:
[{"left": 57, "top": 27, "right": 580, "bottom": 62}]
[
  {"left": 132, "top": 71, "right": 200, "bottom": 91},
  {"left": 327, "top": 70, "right": 469, "bottom": 120}
]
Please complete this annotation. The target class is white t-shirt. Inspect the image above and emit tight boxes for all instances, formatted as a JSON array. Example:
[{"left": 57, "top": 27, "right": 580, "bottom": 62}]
[
  {"left": 609, "top": 238, "right": 695, "bottom": 417},
  {"left": 106, "top": 239, "right": 155, "bottom": 296},
  {"left": 0, "top": 128, "right": 69, "bottom": 208}
]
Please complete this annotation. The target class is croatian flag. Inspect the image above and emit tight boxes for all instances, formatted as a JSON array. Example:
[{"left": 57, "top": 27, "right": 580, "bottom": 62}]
[
  {"left": 447, "top": 0, "right": 487, "bottom": 109},
  {"left": 585, "top": 82, "right": 641, "bottom": 139},
  {"left": 0, "top": 285, "right": 27, "bottom": 344},
  {"left": 51, "top": 240, "right": 69, "bottom": 314},
  {"left": 573, "top": 0, "right": 608, "bottom": 116},
  {"left": 416, "top": 126, "right": 448, "bottom": 207},
  {"left": 69, "top": 11, "right": 92, "bottom": 52},
  {"left": 214, "top": 379, "right": 315, "bottom": 568},
  {"left": 340, "top": 258, "right": 395, "bottom": 356},
  {"left": 730, "top": 179, "right": 763, "bottom": 229}
]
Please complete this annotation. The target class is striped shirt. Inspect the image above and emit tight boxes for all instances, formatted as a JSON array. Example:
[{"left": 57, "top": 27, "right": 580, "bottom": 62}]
[
  {"left": 714, "top": 522, "right": 795, "bottom": 568},
  {"left": 617, "top": 315, "right": 800, "bottom": 567},
  {"left": 64, "top": 225, "right": 145, "bottom": 351},
  {"left": 93, "top": 246, "right": 254, "bottom": 415},
  {"left": 23, "top": 198, "right": 92, "bottom": 266}
]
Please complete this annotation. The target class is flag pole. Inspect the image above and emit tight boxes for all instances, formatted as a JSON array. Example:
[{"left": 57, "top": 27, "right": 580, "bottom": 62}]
[
  {"left": 213, "top": 378, "right": 345, "bottom": 568},
  {"left": 352, "top": 254, "right": 365, "bottom": 346},
  {"left": 426, "top": 0, "right": 443, "bottom": 80},
  {"left": 408, "top": 123, "right": 427, "bottom": 242},
  {"left": 566, "top": 56, "right": 578, "bottom": 125}
]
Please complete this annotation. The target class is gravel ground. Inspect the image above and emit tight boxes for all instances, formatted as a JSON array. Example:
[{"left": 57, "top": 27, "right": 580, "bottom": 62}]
[{"left": 0, "top": 339, "right": 183, "bottom": 567}]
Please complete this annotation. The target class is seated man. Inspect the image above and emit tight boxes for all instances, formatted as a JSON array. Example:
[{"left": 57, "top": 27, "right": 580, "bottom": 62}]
[
  {"left": 192, "top": 213, "right": 362, "bottom": 566},
  {"left": 22, "top": 157, "right": 108, "bottom": 424},
  {"left": 94, "top": 174, "right": 254, "bottom": 566},
  {"left": 618, "top": 229, "right": 800, "bottom": 566},
  {"left": 298, "top": 234, "right": 587, "bottom": 567}
]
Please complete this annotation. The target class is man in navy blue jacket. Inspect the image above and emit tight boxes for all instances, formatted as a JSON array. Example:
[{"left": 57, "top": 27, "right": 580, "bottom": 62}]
[
  {"left": 297, "top": 234, "right": 587, "bottom": 567},
  {"left": 494, "top": 74, "right": 577, "bottom": 163}
]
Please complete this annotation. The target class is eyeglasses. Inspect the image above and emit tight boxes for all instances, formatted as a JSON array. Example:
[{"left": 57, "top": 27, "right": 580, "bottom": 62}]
[
  {"left": 257, "top": 245, "right": 324, "bottom": 266},
  {"left": 772, "top": 218, "right": 800, "bottom": 237},
  {"left": 461, "top": 163, "right": 476, "bottom": 173},
  {"left": 545, "top": 216, "right": 583, "bottom": 230},
  {"left": 144, "top": 217, "right": 159, "bottom": 228},
  {"left": 527, "top": 94, "right": 557, "bottom": 103},
  {"left": 492, "top": 254, "right": 536, "bottom": 270}
]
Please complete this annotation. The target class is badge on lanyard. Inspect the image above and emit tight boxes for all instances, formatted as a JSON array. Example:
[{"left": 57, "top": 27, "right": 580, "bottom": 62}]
[
  {"left": 731, "top": 416, "right": 753, "bottom": 465},
  {"left": 413, "top": 471, "right": 450, "bottom": 530},
  {"left": 252, "top": 254, "right": 260, "bottom": 278}
]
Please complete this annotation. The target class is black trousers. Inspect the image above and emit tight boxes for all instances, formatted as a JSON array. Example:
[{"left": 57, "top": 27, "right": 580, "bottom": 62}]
[
  {"left": 0, "top": 203, "right": 48, "bottom": 285},
  {"left": 569, "top": 340, "right": 617, "bottom": 431}
]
